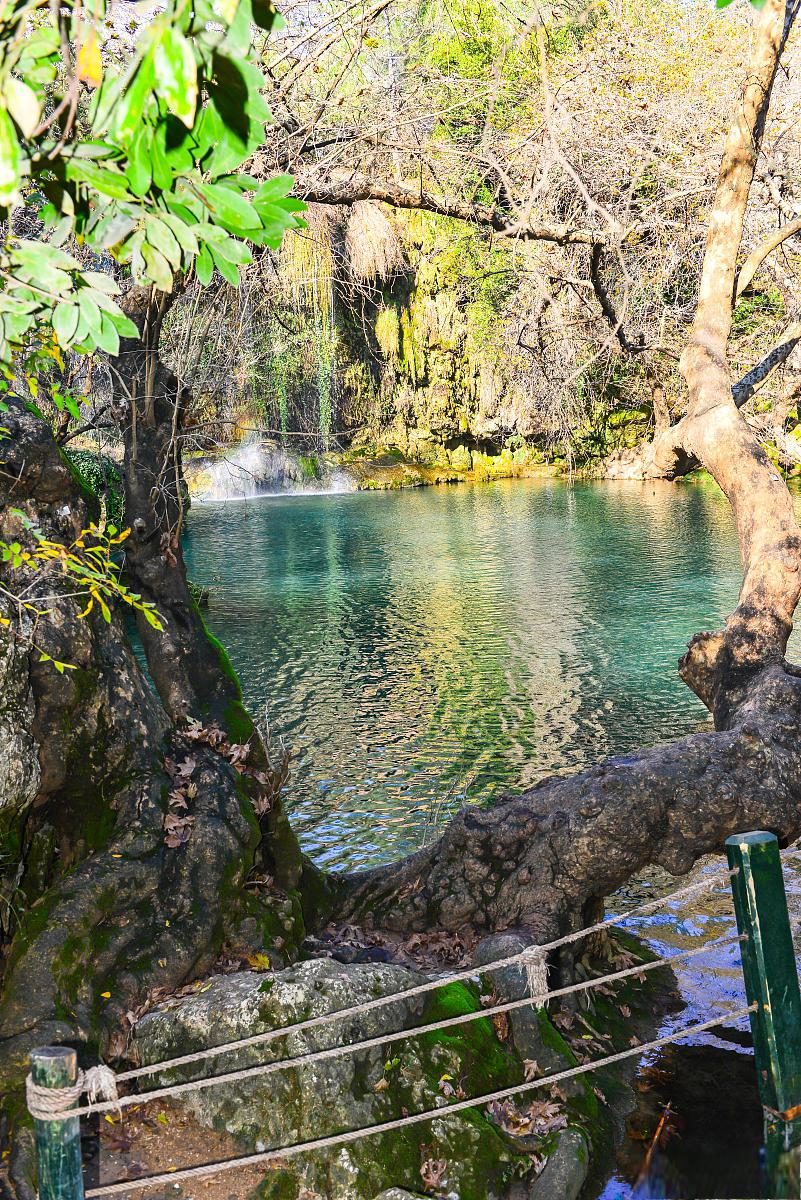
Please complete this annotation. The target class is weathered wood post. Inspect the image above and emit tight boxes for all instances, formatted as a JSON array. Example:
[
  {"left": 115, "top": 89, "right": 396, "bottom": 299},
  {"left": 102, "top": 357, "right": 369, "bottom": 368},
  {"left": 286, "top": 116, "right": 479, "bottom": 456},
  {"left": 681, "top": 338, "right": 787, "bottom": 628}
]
[
  {"left": 726, "top": 830, "right": 801, "bottom": 1199},
  {"left": 29, "top": 1046, "right": 85, "bottom": 1200}
]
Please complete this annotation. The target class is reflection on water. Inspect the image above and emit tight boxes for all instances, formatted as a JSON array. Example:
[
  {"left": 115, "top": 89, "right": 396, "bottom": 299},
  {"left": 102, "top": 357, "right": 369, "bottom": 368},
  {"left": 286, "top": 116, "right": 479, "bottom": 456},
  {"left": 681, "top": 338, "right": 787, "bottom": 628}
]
[
  {"left": 184, "top": 475, "right": 801, "bottom": 1198},
  {"left": 186, "top": 475, "right": 798, "bottom": 868}
]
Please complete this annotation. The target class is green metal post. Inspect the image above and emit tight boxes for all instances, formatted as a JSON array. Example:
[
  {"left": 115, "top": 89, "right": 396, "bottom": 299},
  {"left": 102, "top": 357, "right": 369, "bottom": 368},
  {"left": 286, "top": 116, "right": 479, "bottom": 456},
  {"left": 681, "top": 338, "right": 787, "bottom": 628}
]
[
  {"left": 726, "top": 830, "right": 801, "bottom": 1198},
  {"left": 30, "top": 1046, "right": 85, "bottom": 1200}
]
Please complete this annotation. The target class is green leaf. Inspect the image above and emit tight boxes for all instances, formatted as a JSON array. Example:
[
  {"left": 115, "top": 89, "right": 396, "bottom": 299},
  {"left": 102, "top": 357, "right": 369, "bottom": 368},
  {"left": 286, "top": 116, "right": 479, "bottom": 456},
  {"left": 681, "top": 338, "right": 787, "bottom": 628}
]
[
  {"left": 53, "top": 303, "right": 81, "bottom": 346},
  {"left": 15, "top": 243, "right": 80, "bottom": 271},
  {"left": 78, "top": 292, "right": 103, "bottom": 340},
  {"left": 154, "top": 116, "right": 195, "bottom": 175},
  {"left": 197, "top": 182, "right": 260, "bottom": 232},
  {"left": 254, "top": 175, "right": 295, "bottom": 203},
  {"left": 252, "top": 0, "right": 282, "bottom": 29},
  {"left": 209, "top": 247, "right": 240, "bottom": 286},
  {"left": 199, "top": 54, "right": 271, "bottom": 176},
  {"left": 145, "top": 216, "right": 182, "bottom": 268},
  {"left": 126, "top": 127, "right": 152, "bottom": 196},
  {"left": 159, "top": 211, "right": 198, "bottom": 256},
  {"left": 142, "top": 242, "right": 173, "bottom": 292},
  {"left": 95, "top": 312, "right": 121, "bottom": 355},
  {"left": 149, "top": 126, "right": 174, "bottom": 191},
  {"left": 90, "top": 210, "right": 138, "bottom": 248},
  {"left": 5, "top": 78, "right": 42, "bottom": 138},
  {"left": 80, "top": 272, "right": 120, "bottom": 295},
  {"left": 195, "top": 245, "right": 214, "bottom": 286},
  {"left": 64, "top": 159, "right": 132, "bottom": 200},
  {"left": 0, "top": 106, "right": 21, "bottom": 206},
  {"left": 105, "top": 308, "right": 139, "bottom": 338},
  {"left": 64, "top": 393, "right": 82, "bottom": 420},
  {"left": 211, "top": 236, "right": 252, "bottom": 266},
  {"left": 153, "top": 25, "right": 198, "bottom": 128},
  {"left": 106, "top": 55, "right": 155, "bottom": 140}
]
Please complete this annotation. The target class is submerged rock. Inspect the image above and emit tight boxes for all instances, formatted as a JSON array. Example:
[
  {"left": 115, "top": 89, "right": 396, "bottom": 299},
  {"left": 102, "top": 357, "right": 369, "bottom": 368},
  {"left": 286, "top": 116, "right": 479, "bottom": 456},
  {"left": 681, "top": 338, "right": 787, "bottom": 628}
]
[{"left": 133, "top": 958, "right": 529, "bottom": 1200}]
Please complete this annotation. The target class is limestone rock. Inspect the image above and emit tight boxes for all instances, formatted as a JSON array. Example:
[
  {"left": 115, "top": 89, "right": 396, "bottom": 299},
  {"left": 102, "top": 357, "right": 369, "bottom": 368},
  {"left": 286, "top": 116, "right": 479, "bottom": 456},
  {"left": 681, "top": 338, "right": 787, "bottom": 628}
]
[{"left": 133, "top": 958, "right": 525, "bottom": 1200}]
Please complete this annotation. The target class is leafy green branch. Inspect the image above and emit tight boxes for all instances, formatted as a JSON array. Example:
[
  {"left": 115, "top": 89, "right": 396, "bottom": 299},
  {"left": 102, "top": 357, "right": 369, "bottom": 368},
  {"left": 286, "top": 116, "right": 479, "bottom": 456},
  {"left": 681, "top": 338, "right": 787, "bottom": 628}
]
[
  {"left": 0, "top": 510, "right": 163, "bottom": 671},
  {"left": 0, "top": 0, "right": 306, "bottom": 366}
]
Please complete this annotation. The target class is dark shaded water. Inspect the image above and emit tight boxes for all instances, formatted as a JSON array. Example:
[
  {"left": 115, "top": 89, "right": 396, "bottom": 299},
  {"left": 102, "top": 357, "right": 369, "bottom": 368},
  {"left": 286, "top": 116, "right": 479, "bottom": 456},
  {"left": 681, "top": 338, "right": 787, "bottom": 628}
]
[{"left": 184, "top": 476, "right": 801, "bottom": 1198}]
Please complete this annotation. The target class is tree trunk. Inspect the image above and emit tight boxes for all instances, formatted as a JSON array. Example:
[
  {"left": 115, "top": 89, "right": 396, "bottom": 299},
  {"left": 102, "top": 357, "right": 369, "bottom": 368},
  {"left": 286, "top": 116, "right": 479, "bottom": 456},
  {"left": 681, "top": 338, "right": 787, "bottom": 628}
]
[{"left": 0, "top": 401, "right": 304, "bottom": 1196}]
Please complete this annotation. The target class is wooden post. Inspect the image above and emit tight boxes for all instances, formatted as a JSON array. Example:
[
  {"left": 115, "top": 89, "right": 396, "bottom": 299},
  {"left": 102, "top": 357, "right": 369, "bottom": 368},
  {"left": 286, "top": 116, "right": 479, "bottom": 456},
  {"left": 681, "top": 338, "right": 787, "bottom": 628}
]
[
  {"left": 30, "top": 1046, "right": 85, "bottom": 1200},
  {"left": 726, "top": 830, "right": 801, "bottom": 1198}
]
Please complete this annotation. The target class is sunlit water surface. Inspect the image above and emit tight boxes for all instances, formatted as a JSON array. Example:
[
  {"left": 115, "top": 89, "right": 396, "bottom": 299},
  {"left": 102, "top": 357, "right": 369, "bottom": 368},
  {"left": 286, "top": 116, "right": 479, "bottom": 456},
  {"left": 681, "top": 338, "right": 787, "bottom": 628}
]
[{"left": 184, "top": 477, "right": 801, "bottom": 1198}]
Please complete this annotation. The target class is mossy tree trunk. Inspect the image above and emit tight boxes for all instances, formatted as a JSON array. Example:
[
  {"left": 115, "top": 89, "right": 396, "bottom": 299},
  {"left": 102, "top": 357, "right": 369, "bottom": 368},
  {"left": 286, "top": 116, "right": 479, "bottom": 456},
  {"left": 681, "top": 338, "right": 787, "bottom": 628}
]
[{"left": 0, "top": 391, "right": 304, "bottom": 1197}]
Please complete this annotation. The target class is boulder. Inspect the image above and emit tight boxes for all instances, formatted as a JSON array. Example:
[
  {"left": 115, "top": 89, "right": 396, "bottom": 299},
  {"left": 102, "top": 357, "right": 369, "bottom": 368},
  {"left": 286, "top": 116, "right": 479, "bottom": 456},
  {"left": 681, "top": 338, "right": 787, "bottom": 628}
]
[
  {"left": 133, "top": 958, "right": 527, "bottom": 1200},
  {"left": 525, "top": 1128, "right": 588, "bottom": 1200}
]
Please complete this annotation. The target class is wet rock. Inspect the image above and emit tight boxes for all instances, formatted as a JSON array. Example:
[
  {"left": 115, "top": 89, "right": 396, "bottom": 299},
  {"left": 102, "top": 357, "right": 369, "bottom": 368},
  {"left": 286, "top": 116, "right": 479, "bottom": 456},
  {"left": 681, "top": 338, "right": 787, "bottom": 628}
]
[
  {"left": 372, "top": 1191, "right": 429, "bottom": 1199},
  {"left": 133, "top": 958, "right": 525, "bottom": 1200},
  {"left": 525, "top": 1127, "right": 588, "bottom": 1200}
]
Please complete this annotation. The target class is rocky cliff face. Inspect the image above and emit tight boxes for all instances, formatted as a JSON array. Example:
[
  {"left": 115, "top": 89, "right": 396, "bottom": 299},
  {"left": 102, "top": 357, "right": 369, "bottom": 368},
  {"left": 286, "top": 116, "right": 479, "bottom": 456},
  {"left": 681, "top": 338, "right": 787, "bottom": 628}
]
[{"left": 336, "top": 214, "right": 550, "bottom": 474}]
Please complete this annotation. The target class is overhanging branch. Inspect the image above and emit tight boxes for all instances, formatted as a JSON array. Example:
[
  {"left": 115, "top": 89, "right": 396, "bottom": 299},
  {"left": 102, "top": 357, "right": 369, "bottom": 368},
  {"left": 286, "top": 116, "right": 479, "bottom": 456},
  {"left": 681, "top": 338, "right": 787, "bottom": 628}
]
[
  {"left": 735, "top": 217, "right": 801, "bottom": 299},
  {"left": 294, "top": 173, "right": 616, "bottom": 247}
]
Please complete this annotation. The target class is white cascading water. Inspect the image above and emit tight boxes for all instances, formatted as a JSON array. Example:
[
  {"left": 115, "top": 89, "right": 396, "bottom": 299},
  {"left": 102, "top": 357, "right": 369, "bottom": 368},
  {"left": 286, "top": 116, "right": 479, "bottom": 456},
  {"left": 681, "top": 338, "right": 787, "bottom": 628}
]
[{"left": 193, "top": 439, "right": 355, "bottom": 502}]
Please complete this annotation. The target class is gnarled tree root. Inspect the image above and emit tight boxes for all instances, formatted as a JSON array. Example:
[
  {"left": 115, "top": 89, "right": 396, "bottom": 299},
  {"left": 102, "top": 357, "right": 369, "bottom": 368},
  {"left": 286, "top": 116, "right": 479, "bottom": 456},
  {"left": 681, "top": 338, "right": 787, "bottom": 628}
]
[{"left": 339, "top": 663, "right": 801, "bottom": 939}]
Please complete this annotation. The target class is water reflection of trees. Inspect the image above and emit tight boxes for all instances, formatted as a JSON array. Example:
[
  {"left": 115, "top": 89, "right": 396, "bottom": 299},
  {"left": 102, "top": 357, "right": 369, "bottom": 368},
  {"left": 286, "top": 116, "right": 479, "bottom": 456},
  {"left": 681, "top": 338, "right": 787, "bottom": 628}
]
[{"left": 186, "top": 480, "right": 776, "bottom": 869}]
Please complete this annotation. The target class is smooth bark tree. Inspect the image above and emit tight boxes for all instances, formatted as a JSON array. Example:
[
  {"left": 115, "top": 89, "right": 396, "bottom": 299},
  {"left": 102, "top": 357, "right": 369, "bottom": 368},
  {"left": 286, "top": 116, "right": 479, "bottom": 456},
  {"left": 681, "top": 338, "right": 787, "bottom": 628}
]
[{"left": 1, "top": 0, "right": 799, "bottom": 1195}]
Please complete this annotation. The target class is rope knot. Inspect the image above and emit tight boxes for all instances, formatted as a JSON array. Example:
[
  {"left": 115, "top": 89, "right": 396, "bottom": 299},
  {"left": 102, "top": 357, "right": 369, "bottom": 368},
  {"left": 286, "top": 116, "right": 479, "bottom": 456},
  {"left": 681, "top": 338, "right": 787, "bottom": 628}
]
[
  {"left": 85, "top": 1064, "right": 119, "bottom": 1107},
  {"left": 25, "top": 1064, "right": 119, "bottom": 1121},
  {"left": 523, "top": 946, "right": 548, "bottom": 1008}
]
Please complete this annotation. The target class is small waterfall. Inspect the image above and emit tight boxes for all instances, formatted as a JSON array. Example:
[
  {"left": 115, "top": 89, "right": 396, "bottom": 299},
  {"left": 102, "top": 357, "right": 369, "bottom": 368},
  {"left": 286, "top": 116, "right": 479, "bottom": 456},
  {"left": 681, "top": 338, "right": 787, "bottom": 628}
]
[
  {"left": 187, "top": 440, "right": 356, "bottom": 502},
  {"left": 198, "top": 442, "right": 271, "bottom": 501}
]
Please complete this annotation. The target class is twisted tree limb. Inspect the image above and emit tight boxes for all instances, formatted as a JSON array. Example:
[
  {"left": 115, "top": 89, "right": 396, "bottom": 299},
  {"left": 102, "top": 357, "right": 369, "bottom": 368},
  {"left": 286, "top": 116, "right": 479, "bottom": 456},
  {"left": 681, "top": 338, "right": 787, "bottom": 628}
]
[{"left": 294, "top": 172, "right": 618, "bottom": 246}]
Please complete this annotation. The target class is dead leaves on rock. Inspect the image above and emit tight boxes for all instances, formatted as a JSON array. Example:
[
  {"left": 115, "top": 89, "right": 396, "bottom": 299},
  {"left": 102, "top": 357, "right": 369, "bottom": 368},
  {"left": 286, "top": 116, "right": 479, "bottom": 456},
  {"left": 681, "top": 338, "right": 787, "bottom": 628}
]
[
  {"left": 184, "top": 717, "right": 283, "bottom": 817},
  {"left": 314, "top": 923, "right": 474, "bottom": 972},
  {"left": 487, "top": 1097, "right": 568, "bottom": 1140},
  {"left": 163, "top": 755, "right": 197, "bottom": 848},
  {"left": 161, "top": 721, "right": 282, "bottom": 849},
  {"left": 420, "top": 1156, "right": 448, "bottom": 1190}
]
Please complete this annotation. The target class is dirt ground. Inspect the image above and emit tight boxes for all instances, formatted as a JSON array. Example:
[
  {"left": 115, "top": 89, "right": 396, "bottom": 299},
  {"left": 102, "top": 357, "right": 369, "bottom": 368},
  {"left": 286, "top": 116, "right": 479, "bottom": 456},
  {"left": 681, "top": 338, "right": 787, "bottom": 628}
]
[{"left": 87, "top": 1101, "right": 273, "bottom": 1200}]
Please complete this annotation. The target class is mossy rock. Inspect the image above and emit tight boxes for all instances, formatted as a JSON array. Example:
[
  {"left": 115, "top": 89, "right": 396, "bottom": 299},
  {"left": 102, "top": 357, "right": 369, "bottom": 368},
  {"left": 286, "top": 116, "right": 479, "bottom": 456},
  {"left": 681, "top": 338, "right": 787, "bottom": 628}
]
[{"left": 133, "top": 959, "right": 531, "bottom": 1199}]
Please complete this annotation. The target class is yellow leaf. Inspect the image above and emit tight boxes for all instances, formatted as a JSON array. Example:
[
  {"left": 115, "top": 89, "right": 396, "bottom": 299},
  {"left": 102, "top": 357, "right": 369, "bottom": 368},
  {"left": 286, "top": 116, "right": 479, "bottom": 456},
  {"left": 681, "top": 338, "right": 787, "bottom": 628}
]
[
  {"left": 157, "top": 1114, "right": 170, "bottom": 1126},
  {"left": 100, "top": 991, "right": 111, "bottom": 998},
  {"left": 246, "top": 952, "right": 271, "bottom": 971},
  {"left": 111, "top": 853, "right": 122, "bottom": 858},
  {"left": 77, "top": 30, "right": 103, "bottom": 88}
]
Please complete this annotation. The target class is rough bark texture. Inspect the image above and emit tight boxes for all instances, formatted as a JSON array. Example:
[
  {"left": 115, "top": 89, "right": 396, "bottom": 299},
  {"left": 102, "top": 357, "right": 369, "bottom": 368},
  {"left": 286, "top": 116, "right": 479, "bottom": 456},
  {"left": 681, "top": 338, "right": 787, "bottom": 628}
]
[
  {"left": 338, "top": 662, "right": 801, "bottom": 937},
  {"left": 0, "top": 401, "right": 304, "bottom": 1194},
  {"left": 111, "top": 287, "right": 301, "bottom": 889},
  {"left": 1, "top": 1, "right": 800, "bottom": 1193}
]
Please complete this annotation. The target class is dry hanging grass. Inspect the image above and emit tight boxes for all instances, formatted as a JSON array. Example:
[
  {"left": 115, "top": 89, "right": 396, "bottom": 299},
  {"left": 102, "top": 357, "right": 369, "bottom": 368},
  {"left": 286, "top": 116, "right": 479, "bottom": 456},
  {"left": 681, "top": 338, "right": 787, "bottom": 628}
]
[
  {"left": 345, "top": 200, "right": 406, "bottom": 284},
  {"left": 280, "top": 205, "right": 337, "bottom": 320}
]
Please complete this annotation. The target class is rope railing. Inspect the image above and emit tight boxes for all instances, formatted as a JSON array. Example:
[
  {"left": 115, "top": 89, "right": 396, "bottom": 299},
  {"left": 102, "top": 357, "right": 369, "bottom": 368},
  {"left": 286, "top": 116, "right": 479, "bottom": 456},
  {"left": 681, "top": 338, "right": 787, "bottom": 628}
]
[
  {"left": 113, "top": 861, "right": 738, "bottom": 1086},
  {"left": 27, "top": 931, "right": 746, "bottom": 1122},
  {"left": 81, "top": 1003, "right": 758, "bottom": 1198},
  {"left": 27, "top": 835, "right": 801, "bottom": 1200}
]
